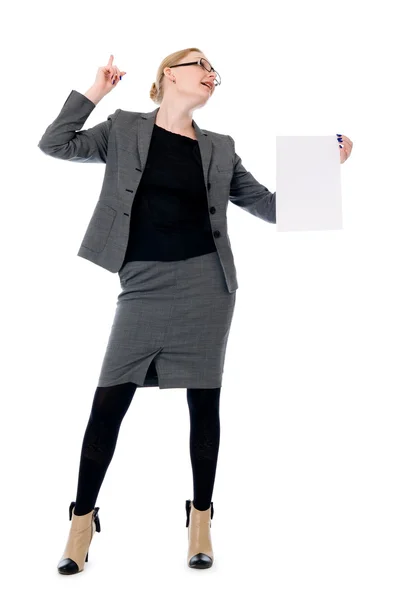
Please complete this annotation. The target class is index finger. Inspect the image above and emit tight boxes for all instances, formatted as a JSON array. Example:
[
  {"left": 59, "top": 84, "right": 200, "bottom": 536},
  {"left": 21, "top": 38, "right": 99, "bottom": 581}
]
[{"left": 108, "top": 54, "right": 114, "bottom": 66}]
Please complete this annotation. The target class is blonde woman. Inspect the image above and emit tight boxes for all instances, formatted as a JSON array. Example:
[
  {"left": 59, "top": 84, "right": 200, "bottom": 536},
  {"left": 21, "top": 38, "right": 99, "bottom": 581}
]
[{"left": 38, "top": 47, "right": 353, "bottom": 575}]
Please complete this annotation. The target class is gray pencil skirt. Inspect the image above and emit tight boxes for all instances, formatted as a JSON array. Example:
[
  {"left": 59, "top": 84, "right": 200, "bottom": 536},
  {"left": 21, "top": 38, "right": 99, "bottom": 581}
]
[{"left": 96, "top": 250, "right": 236, "bottom": 389}]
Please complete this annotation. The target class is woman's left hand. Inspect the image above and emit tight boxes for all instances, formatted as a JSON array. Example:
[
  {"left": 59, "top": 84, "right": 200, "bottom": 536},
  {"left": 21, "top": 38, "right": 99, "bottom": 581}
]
[{"left": 337, "top": 134, "right": 353, "bottom": 164}]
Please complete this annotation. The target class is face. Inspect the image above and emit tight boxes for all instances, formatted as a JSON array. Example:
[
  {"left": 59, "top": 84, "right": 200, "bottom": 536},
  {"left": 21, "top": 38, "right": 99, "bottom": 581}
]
[{"left": 164, "top": 51, "right": 218, "bottom": 107}]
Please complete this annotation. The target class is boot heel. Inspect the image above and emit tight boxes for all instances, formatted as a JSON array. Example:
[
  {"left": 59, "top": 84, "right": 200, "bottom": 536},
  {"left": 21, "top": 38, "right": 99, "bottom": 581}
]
[{"left": 57, "top": 501, "right": 101, "bottom": 575}]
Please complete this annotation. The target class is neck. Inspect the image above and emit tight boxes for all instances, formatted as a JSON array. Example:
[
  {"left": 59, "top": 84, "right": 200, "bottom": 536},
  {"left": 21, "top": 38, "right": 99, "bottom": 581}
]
[{"left": 155, "top": 104, "right": 194, "bottom": 133}]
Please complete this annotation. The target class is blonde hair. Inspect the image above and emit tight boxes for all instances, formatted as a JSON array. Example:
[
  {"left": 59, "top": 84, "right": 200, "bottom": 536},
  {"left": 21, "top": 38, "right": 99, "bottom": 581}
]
[{"left": 150, "top": 47, "right": 203, "bottom": 105}]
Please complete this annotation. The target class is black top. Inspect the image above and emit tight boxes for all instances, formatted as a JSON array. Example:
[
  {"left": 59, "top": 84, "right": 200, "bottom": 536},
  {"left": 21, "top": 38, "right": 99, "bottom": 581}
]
[{"left": 121, "top": 123, "right": 217, "bottom": 267}]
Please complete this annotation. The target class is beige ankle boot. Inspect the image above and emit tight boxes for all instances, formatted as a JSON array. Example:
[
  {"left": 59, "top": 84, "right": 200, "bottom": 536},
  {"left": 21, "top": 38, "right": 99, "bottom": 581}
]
[
  {"left": 57, "top": 501, "right": 101, "bottom": 575},
  {"left": 185, "top": 499, "right": 214, "bottom": 569}
]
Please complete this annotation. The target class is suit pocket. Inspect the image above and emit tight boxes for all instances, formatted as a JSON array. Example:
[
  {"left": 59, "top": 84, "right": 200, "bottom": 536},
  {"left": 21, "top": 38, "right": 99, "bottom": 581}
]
[
  {"left": 216, "top": 163, "right": 233, "bottom": 173},
  {"left": 81, "top": 205, "right": 117, "bottom": 253}
]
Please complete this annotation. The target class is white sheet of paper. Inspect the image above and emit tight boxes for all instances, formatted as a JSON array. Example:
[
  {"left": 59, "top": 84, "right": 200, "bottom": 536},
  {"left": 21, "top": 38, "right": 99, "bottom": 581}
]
[{"left": 276, "top": 136, "right": 343, "bottom": 232}]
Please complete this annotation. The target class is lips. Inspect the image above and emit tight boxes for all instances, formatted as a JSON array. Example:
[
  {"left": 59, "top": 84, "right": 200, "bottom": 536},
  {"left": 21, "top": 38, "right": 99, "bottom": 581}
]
[{"left": 201, "top": 82, "right": 212, "bottom": 91}]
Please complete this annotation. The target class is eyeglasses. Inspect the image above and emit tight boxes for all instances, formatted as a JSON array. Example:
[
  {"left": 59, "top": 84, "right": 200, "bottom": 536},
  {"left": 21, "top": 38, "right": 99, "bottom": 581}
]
[{"left": 168, "top": 58, "right": 221, "bottom": 86}]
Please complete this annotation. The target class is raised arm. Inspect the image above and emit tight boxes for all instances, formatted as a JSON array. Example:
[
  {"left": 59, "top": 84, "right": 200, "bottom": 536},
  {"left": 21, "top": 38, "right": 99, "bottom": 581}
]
[
  {"left": 37, "top": 89, "right": 121, "bottom": 163},
  {"left": 38, "top": 55, "right": 126, "bottom": 163}
]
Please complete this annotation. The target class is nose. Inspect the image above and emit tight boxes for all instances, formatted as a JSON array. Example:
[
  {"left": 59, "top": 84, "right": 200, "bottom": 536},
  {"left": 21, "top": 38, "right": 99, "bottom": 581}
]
[{"left": 205, "top": 73, "right": 216, "bottom": 87}]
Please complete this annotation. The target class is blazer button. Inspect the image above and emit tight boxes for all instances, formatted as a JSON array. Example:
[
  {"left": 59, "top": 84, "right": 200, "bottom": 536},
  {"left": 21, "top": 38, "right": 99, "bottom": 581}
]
[
  {"left": 210, "top": 206, "right": 216, "bottom": 214},
  {"left": 213, "top": 230, "right": 221, "bottom": 238}
]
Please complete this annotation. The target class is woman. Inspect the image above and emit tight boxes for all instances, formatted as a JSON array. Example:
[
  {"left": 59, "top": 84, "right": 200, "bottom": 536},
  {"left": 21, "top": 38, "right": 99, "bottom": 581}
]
[{"left": 38, "top": 47, "right": 352, "bottom": 575}]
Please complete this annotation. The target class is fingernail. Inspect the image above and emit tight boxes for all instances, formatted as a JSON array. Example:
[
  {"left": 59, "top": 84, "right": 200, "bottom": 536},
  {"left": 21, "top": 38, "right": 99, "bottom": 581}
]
[
  {"left": 120, "top": 75, "right": 122, "bottom": 80},
  {"left": 112, "top": 80, "right": 115, "bottom": 85},
  {"left": 339, "top": 144, "right": 343, "bottom": 148}
]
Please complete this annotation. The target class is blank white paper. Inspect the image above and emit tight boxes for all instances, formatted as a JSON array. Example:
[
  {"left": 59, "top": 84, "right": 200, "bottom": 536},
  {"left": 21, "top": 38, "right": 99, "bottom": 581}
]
[{"left": 276, "top": 136, "right": 343, "bottom": 232}]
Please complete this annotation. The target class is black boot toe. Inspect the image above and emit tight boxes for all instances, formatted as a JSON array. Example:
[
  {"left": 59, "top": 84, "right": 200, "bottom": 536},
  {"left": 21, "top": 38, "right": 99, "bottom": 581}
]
[
  {"left": 57, "top": 558, "right": 80, "bottom": 575},
  {"left": 189, "top": 552, "right": 213, "bottom": 569}
]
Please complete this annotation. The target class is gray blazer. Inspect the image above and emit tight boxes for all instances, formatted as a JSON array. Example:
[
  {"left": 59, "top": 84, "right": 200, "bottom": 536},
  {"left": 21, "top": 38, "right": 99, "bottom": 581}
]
[{"left": 38, "top": 89, "right": 276, "bottom": 293}]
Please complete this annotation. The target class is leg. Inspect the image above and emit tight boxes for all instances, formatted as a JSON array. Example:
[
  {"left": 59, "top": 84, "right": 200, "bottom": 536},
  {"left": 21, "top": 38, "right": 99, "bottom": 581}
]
[
  {"left": 186, "top": 387, "right": 221, "bottom": 511},
  {"left": 74, "top": 381, "right": 138, "bottom": 515}
]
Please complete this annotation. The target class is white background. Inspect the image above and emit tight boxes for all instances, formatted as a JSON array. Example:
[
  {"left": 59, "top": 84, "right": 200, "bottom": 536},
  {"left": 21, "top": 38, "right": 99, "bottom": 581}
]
[{"left": 2, "top": 0, "right": 401, "bottom": 598}]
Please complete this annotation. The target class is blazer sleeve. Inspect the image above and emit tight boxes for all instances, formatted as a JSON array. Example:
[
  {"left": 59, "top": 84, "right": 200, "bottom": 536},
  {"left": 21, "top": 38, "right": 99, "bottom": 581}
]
[
  {"left": 227, "top": 135, "right": 276, "bottom": 224},
  {"left": 37, "top": 89, "right": 121, "bottom": 164}
]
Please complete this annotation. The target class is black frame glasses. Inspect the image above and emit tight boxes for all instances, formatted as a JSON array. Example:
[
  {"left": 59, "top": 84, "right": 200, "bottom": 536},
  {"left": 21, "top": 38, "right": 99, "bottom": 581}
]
[{"left": 168, "top": 58, "right": 221, "bottom": 86}]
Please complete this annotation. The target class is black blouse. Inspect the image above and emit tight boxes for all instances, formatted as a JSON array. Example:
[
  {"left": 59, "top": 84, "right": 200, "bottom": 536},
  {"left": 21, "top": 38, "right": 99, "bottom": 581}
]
[{"left": 121, "top": 123, "right": 217, "bottom": 267}]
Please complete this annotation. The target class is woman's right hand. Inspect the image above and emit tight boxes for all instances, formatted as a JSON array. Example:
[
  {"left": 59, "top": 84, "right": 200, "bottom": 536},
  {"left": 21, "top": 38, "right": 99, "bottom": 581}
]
[{"left": 94, "top": 54, "right": 126, "bottom": 95}]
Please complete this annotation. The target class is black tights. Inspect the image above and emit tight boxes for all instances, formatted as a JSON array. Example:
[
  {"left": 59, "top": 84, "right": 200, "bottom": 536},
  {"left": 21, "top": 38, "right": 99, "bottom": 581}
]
[{"left": 74, "top": 382, "right": 221, "bottom": 515}]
